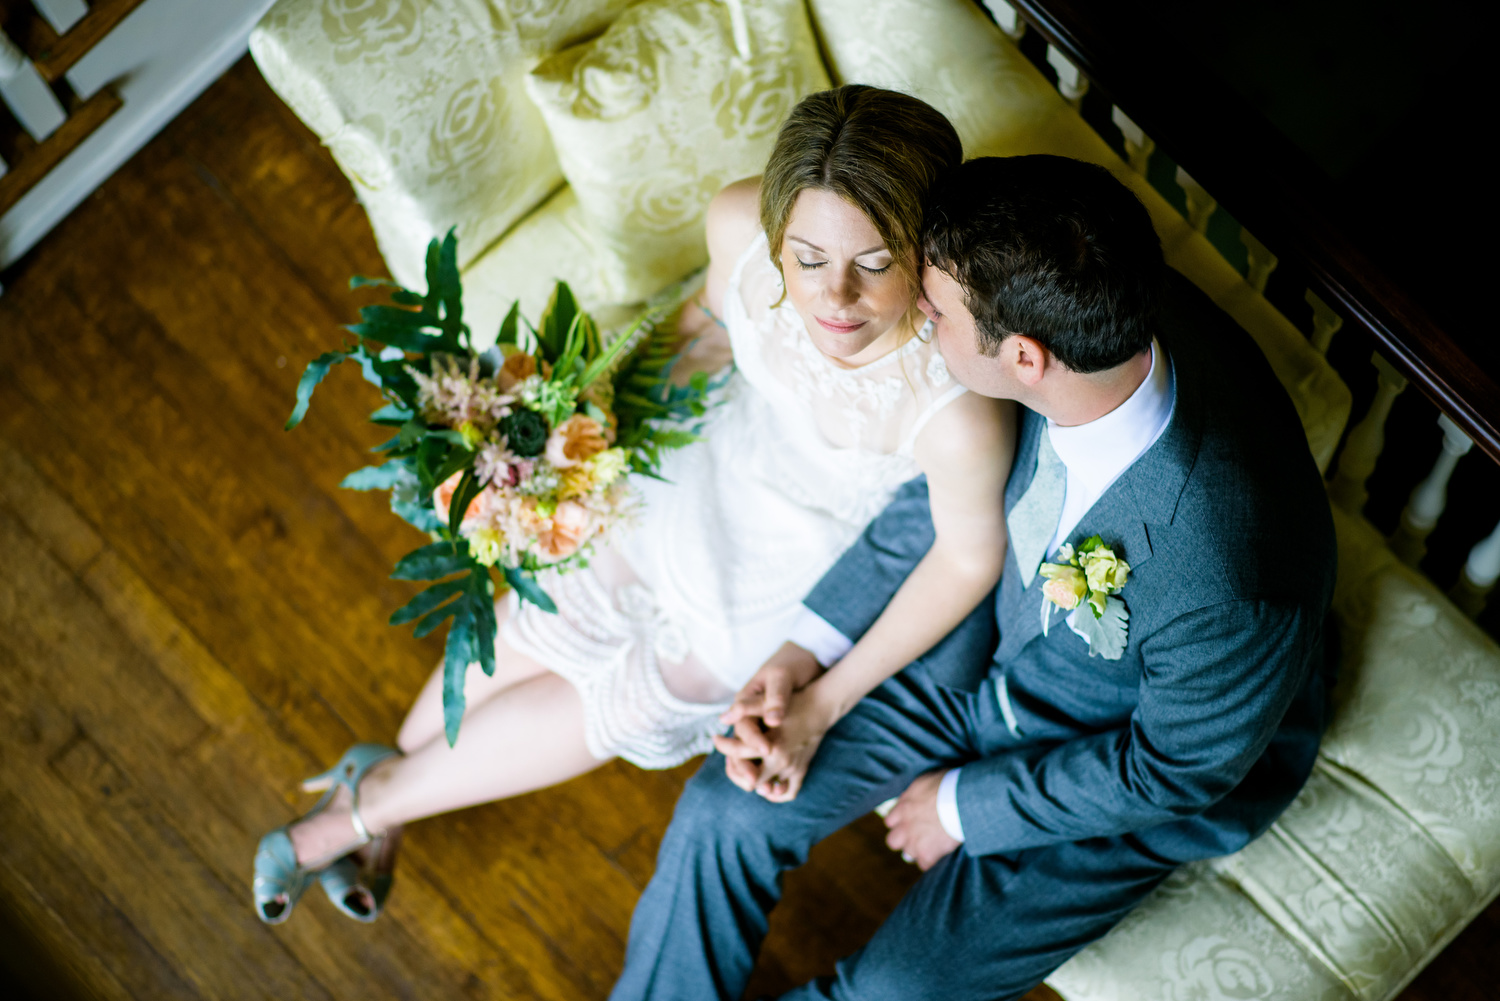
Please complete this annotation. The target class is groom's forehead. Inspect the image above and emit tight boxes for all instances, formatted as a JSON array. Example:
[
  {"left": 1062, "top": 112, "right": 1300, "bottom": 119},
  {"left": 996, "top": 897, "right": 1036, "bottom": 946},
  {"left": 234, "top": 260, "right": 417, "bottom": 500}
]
[{"left": 922, "top": 265, "right": 970, "bottom": 310}]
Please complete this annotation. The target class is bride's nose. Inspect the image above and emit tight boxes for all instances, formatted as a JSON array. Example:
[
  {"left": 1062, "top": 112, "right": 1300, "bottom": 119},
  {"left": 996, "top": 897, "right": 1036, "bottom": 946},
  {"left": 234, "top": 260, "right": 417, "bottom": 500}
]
[{"left": 824, "top": 267, "right": 860, "bottom": 309}]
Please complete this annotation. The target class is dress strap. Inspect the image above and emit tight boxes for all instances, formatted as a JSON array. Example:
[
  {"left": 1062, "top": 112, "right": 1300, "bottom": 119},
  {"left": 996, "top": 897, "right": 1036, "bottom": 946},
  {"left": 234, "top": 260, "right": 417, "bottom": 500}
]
[{"left": 724, "top": 230, "right": 770, "bottom": 320}]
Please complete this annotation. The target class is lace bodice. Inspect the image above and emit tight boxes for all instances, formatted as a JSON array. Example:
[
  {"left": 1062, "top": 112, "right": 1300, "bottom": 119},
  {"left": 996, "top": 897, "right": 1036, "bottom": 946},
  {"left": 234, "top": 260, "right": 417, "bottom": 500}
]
[
  {"left": 617, "top": 230, "right": 968, "bottom": 688},
  {"left": 721, "top": 232, "right": 967, "bottom": 526}
]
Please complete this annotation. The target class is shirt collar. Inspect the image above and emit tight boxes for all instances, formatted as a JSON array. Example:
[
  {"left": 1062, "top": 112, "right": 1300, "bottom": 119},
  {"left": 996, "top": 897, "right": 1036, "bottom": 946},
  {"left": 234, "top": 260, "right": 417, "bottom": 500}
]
[{"left": 1046, "top": 339, "right": 1175, "bottom": 493}]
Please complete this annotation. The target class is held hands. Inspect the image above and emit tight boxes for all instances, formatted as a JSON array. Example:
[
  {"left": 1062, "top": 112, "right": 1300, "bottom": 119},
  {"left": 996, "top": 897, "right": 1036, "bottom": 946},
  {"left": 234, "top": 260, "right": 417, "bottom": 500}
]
[
  {"left": 714, "top": 642, "right": 827, "bottom": 801},
  {"left": 882, "top": 770, "right": 961, "bottom": 871}
]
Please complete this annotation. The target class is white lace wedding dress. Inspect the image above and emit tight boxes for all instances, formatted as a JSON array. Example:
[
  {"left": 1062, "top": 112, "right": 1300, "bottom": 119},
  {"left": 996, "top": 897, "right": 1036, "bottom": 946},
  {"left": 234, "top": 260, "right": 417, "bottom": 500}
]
[{"left": 502, "top": 232, "right": 968, "bottom": 768}]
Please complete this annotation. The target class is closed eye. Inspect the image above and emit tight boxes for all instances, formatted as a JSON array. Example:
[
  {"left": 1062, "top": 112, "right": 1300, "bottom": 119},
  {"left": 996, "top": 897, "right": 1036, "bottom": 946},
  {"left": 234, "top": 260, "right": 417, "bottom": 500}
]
[
  {"left": 794, "top": 258, "right": 825, "bottom": 271},
  {"left": 858, "top": 263, "right": 892, "bottom": 275}
]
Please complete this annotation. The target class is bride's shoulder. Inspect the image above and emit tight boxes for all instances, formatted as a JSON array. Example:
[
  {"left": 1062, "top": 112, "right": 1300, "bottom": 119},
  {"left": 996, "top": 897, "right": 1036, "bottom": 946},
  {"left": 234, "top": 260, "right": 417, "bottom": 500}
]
[
  {"left": 913, "top": 390, "right": 1017, "bottom": 479},
  {"left": 705, "top": 177, "right": 764, "bottom": 265}
]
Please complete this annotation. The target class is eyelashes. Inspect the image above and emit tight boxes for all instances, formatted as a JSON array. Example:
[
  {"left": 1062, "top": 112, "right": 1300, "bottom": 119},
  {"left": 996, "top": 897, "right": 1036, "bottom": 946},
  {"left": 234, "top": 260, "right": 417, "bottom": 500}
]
[{"left": 793, "top": 258, "right": 892, "bottom": 275}]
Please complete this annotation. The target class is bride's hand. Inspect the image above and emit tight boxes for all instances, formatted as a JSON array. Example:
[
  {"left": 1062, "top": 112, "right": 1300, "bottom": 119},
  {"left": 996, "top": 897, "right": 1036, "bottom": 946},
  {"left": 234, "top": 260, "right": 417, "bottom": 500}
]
[
  {"left": 753, "top": 682, "right": 839, "bottom": 803},
  {"left": 715, "top": 643, "right": 825, "bottom": 793}
]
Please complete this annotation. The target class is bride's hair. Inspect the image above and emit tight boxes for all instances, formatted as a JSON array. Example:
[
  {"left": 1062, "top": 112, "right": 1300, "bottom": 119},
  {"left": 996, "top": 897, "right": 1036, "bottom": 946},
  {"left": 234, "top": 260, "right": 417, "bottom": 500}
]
[{"left": 760, "top": 85, "right": 963, "bottom": 303}]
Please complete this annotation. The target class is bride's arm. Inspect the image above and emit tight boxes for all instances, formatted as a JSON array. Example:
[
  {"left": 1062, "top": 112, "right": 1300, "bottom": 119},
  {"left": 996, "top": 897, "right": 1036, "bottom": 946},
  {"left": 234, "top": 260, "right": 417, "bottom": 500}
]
[
  {"left": 752, "top": 392, "right": 1016, "bottom": 801},
  {"left": 667, "top": 177, "right": 762, "bottom": 380}
]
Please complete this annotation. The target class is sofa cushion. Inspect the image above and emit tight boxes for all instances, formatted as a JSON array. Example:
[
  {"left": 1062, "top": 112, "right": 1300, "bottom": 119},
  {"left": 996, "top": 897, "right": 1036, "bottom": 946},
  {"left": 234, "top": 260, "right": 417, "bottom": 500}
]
[
  {"left": 250, "top": 0, "right": 640, "bottom": 288},
  {"left": 805, "top": 0, "right": 1056, "bottom": 158},
  {"left": 1047, "top": 506, "right": 1500, "bottom": 1001},
  {"left": 522, "top": 0, "right": 830, "bottom": 303}
]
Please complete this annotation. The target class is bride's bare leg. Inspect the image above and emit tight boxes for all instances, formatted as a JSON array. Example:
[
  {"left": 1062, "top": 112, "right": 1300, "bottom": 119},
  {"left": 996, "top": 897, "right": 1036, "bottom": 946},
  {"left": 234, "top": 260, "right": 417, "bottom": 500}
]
[
  {"left": 287, "top": 670, "right": 600, "bottom": 864},
  {"left": 396, "top": 599, "right": 547, "bottom": 751}
]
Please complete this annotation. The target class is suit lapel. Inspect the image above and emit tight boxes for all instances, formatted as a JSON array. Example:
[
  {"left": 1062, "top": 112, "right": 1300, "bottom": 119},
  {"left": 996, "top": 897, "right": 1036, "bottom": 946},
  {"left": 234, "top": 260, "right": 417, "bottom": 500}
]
[{"left": 995, "top": 333, "right": 1203, "bottom": 663}]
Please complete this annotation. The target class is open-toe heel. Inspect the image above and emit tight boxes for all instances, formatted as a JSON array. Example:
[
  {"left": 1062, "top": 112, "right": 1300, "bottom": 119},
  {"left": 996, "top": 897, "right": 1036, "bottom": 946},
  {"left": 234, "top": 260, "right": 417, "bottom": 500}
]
[
  {"left": 252, "top": 743, "right": 399, "bottom": 924},
  {"left": 319, "top": 825, "right": 401, "bottom": 923}
]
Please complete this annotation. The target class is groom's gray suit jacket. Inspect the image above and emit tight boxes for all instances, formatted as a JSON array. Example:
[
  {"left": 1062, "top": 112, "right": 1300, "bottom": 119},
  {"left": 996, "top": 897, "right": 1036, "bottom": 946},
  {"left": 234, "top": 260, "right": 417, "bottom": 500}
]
[{"left": 803, "top": 272, "right": 1339, "bottom": 861}]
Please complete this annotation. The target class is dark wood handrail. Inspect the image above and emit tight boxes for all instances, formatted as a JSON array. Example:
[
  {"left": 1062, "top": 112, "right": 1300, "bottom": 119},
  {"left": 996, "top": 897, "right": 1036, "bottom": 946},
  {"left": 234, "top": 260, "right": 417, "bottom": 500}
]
[{"left": 1006, "top": 0, "right": 1500, "bottom": 463}]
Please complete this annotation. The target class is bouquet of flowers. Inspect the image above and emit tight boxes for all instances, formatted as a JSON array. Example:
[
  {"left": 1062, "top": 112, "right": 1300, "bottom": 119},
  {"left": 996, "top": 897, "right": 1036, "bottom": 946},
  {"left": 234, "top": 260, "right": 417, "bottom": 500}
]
[{"left": 287, "top": 232, "right": 717, "bottom": 742}]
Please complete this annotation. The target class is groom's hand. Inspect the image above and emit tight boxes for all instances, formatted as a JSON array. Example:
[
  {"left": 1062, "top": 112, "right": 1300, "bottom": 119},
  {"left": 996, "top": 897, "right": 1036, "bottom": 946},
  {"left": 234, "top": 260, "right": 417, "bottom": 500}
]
[
  {"left": 715, "top": 643, "right": 825, "bottom": 792},
  {"left": 883, "top": 770, "right": 961, "bottom": 871}
]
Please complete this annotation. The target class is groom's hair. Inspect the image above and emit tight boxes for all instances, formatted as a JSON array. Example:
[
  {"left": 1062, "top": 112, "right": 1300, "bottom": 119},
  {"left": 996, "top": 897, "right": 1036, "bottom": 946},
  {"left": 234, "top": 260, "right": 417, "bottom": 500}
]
[{"left": 923, "top": 155, "right": 1164, "bottom": 373}]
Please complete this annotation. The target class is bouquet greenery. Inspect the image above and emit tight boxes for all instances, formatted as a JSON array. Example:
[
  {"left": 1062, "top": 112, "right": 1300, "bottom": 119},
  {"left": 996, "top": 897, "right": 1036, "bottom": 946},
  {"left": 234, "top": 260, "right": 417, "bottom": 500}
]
[{"left": 287, "top": 232, "right": 716, "bottom": 743}]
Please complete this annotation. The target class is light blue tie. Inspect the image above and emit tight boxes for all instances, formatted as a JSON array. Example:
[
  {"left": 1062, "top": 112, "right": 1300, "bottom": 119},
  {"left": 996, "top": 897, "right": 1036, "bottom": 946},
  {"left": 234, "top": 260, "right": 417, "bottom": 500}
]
[{"left": 1007, "top": 427, "right": 1066, "bottom": 588}]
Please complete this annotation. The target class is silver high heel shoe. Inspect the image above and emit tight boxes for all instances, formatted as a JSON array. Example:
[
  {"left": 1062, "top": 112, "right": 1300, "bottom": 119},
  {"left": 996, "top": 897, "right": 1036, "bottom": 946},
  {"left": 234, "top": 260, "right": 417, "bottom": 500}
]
[{"left": 253, "top": 743, "right": 398, "bottom": 924}]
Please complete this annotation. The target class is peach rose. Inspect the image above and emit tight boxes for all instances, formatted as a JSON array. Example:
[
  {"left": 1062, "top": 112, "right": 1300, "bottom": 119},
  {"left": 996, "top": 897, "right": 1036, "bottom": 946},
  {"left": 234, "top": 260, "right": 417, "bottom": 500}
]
[
  {"left": 536, "top": 500, "right": 591, "bottom": 560},
  {"left": 1039, "top": 564, "right": 1087, "bottom": 611},
  {"left": 495, "top": 351, "right": 538, "bottom": 391},
  {"left": 544, "top": 415, "right": 609, "bottom": 469},
  {"left": 432, "top": 471, "right": 485, "bottom": 526}
]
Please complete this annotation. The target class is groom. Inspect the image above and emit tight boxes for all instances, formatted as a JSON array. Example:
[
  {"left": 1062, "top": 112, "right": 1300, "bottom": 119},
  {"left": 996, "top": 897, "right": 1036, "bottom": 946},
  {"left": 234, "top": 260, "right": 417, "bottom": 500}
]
[{"left": 610, "top": 155, "right": 1338, "bottom": 1000}]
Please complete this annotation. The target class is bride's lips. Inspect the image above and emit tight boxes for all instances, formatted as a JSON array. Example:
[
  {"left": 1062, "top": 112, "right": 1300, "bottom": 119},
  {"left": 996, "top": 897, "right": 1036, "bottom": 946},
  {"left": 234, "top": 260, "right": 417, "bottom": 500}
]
[{"left": 816, "top": 317, "right": 867, "bottom": 335}]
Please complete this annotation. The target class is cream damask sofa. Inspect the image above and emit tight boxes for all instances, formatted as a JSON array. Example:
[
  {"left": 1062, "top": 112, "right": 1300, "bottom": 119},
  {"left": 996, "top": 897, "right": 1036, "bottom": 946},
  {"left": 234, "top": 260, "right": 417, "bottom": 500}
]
[{"left": 249, "top": 2, "right": 1500, "bottom": 997}]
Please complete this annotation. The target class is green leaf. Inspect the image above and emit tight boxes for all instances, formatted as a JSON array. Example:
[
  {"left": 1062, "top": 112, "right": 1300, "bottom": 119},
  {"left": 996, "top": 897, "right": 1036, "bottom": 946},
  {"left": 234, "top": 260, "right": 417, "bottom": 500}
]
[
  {"left": 442, "top": 606, "right": 477, "bottom": 746},
  {"left": 397, "top": 418, "right": 426, "bottom": 450},
  {"left": 390, "top": 577, "right": 467, "bottom": 626},
  {"left": 1080, "top": 534, "right": 1104, "bottom": 554},
  {"left": 496, "top": 301, "right": 520, "bottom": 347},
  {"left": 537, "top": 282, "right": 578, "bottom": 362},
  {"left": 436, "top": 229, "right": 466, "bottom": 349},
  {"left": 285, "top": 349, "right": 351, "bottom": 430},
  {"left": 469, "top": 572, "right": 497, "bottom": 677},
  {"left": 369, "top": 403, "right": 413, "bottom": 425},
  {"left": 504, "top": 566, "right": 557, "bottom": 614},
  {"left": 578, "top": 317, "right": 644, "bottom": 391},
  {"left": 340, "top": 460, "right": 407, "bottom": 491},
  {"left": 1067, "top": 596, "right": 1129, "bottom": 660},
  {"left": 447, "top": 467, "right": 483, "bottom": 539},
  {"left": 649, "top": 428, "right": 700, "bottom": 449},
  {"left": 391, "top": 540, "right": 472, "bottom": 580},
  {"left": 412, "top": 601, "right": 459, "bottom": 638},
  {"left": 432, "top": 445, "right": 476, "bottom": 490}
]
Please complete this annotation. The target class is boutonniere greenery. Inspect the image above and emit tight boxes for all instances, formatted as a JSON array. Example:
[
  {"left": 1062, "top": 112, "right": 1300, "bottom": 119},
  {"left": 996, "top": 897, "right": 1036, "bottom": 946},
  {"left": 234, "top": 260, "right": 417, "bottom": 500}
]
[{"left": 1039, "top": 536, "right": 1131, "bottom": 660}]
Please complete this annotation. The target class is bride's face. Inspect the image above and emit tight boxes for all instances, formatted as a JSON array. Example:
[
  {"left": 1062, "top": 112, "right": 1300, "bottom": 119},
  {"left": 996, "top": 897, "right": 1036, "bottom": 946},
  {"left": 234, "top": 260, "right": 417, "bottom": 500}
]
[{"left": 779, "top": 188, "right": 916, "bottom": 365}]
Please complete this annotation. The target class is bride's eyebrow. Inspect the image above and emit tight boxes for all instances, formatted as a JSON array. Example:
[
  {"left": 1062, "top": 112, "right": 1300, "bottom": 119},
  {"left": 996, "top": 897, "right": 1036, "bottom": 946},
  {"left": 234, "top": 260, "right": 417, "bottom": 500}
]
[{"left": 788, "top": 236, "right": 889, "bottom": 257}]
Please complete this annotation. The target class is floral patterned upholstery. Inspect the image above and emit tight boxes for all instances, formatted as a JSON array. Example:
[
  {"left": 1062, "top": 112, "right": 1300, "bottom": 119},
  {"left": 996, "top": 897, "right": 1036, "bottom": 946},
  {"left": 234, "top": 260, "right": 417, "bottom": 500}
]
[
  {"left": 249, "top": 0, "right": 639, "bottom": 289},
  {"left": 525, "top": 0, "right": 829, "bottom": 303},
  {"left": 250, "top": 2, "right": 1498, "bottom": 997},
  {"left": 1048, "top": 507, "right": 1500, "bottom": 1001}
]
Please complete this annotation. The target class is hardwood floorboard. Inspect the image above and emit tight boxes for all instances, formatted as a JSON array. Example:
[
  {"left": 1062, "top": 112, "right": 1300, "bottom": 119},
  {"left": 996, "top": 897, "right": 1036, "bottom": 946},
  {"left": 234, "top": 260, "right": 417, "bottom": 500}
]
[{"left": 0, "top": 53, "right": 1489, "bottom": 1001}]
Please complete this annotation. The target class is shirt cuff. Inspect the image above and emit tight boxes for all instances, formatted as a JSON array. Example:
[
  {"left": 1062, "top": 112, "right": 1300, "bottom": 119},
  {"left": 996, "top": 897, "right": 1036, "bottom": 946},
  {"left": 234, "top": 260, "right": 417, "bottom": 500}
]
[
  {"left": 936, "top": 767, "right": 966, "bottom": 842},
  {"left": 786, "top": 606, "right": 854, "bottom": 667}
]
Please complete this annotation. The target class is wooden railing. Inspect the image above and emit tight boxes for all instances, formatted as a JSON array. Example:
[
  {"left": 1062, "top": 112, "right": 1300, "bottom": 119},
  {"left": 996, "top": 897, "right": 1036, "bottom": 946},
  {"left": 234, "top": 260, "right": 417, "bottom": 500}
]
[{"left": 978, "top": 0, "right": 1500, "bottom": 616}]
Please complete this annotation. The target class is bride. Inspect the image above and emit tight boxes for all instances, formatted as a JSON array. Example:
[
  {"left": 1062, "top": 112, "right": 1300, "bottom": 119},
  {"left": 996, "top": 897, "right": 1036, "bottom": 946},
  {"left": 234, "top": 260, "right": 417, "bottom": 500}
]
[{"left": 254, "top": 85, "right": 1016, "bottom": 923}]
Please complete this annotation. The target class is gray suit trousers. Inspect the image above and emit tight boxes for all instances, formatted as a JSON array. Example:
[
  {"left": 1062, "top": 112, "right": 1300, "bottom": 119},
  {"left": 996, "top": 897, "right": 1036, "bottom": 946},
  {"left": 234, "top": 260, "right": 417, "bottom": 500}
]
[{"left": 608, "top": 664, "right": 1180, "bottom": 1001}]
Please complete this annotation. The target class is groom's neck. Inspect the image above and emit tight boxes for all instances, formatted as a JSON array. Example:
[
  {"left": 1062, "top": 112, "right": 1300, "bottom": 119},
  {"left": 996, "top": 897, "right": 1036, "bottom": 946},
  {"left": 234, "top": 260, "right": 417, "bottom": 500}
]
[{"left": 1034, "top": 348, "right": 1154, "bottom": 429}]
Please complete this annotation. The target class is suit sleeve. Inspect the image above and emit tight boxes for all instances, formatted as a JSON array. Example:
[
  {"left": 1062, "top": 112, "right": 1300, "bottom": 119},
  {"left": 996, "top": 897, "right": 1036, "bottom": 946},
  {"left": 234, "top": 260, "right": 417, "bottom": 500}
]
[
  {"left": 956, "top": 598, "right": 1319, "bottom": 856},
  {"left": 802, "top": 475, "right": 936, "bottom": 643}
]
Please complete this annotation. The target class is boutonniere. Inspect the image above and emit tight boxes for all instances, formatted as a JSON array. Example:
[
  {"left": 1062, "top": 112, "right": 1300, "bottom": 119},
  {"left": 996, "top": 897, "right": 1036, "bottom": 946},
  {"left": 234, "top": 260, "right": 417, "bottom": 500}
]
[{"left": 1039, "top": 535, "right": 1130, "bottom": 659}]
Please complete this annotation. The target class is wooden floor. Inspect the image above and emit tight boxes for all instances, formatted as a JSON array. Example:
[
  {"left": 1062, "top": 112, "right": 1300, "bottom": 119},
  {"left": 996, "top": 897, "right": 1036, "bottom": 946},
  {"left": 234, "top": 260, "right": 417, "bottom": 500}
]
[{"left": 0, "top": 56, "right": 1493, "bottom": 1001}]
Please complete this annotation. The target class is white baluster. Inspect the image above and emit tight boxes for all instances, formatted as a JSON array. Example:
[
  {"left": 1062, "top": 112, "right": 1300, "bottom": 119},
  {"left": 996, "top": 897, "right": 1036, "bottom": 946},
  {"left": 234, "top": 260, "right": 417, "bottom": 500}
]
[
  {"left": 1174, "top": 166, "right": 1216, "bottom": 233},
  {"left": 1450, "top": 519, "right": 1500, "bottom": 620},
  {"left": 1239, "top": 230, "right": 1278, "bottom": 294},
  {"left": 1111, "top": 107, "right": 1155, "bottom": 176},
  {"left": 1389, "top": 415, "right": 1474, "bottom": 567},
  {"left": 1046, "top": 45, "right": 1088, "bottom": 109},
  {"left": 30, "top": 0, "right": 90, "bottom": 36},
  {"left": 1, "top": 28, "right": 66, "bottom": 142},
  {"left": 982, "top": 0, "right": 1027, "bottom": 40},
  {"left": 1329, "top": 353, "right": 1408, "bottom": 514},
  {"left": 1304, "top": 289, "right": 1343, "bottom": 356}
]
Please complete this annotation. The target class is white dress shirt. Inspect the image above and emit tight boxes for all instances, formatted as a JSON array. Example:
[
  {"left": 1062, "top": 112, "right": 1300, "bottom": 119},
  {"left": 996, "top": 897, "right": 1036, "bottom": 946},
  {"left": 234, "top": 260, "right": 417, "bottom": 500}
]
[{"left": 790, "top": 340, "right": 1176, "bottom": 842}]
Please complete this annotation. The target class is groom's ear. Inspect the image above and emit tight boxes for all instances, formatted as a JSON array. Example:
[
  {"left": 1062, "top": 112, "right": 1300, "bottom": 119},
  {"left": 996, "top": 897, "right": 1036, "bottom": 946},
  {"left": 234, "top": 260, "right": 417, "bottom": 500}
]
[{"left": 1009, "top": 334, "right": 1050, "bottom": 388}]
